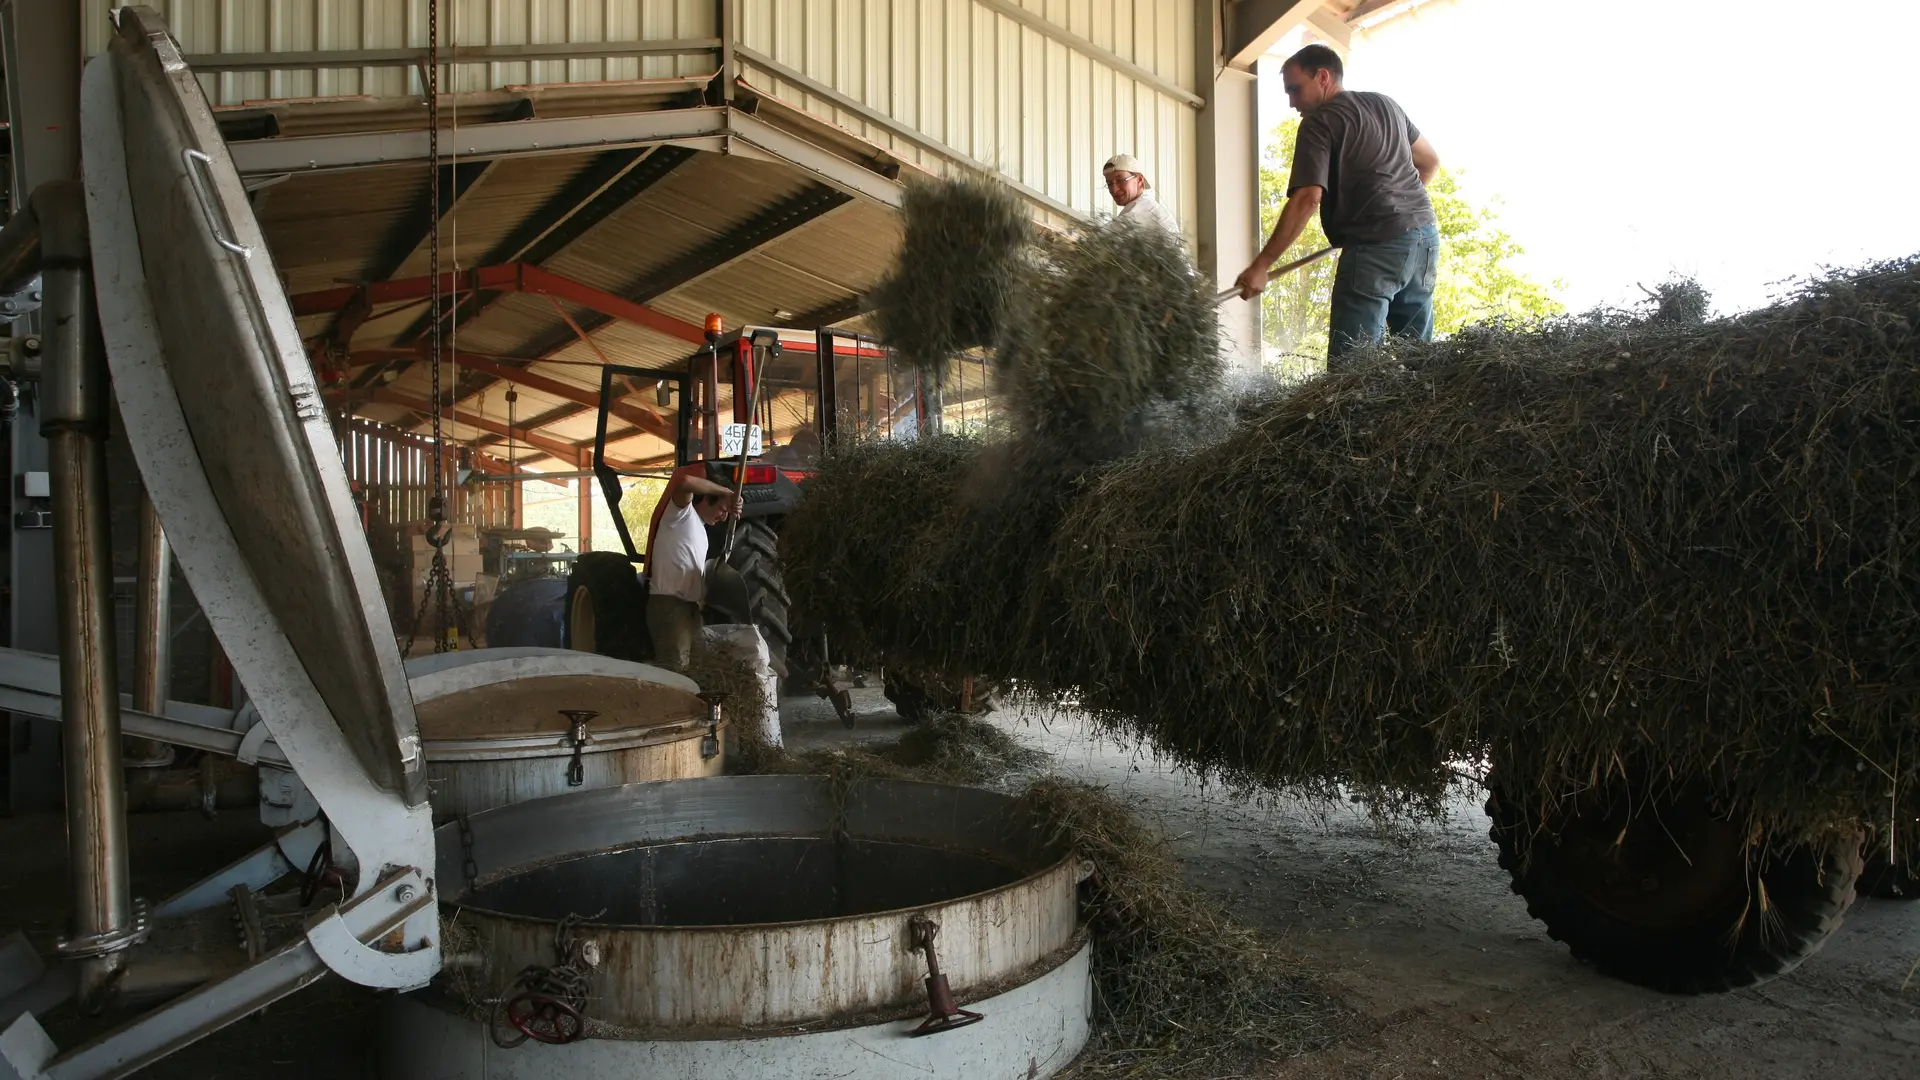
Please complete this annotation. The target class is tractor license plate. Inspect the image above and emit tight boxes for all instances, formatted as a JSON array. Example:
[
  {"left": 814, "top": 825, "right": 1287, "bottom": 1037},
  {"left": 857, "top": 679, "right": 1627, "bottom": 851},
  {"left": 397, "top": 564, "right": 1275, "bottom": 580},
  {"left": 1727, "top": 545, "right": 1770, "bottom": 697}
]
[{"left": 720, "top": 423, "right": 763, "bottom": 457}]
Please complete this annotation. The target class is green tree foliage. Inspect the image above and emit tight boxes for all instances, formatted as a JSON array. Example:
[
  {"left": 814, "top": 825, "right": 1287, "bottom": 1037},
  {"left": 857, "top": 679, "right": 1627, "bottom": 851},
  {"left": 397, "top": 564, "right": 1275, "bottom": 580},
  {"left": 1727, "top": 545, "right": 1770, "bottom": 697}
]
[{"left": 1259, "top": 117, "right": 1564, "bottom": 369}]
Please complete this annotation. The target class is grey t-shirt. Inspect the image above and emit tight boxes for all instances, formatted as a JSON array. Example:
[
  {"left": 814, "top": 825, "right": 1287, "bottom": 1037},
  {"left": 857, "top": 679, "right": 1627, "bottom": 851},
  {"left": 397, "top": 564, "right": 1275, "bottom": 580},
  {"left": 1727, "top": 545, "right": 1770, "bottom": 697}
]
[{"left": 1287, "top": 90, "right": 1435, "bottom": 247}]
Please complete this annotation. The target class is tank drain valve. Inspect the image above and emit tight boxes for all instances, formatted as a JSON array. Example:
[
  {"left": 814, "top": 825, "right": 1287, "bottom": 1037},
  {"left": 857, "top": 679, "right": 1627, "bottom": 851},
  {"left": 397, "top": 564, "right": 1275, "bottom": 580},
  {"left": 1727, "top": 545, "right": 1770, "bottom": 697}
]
[
  {"left": 560, "top": 711, "right": 597, "bottom": 786},
  {"left": 907, "top": 915, "right": 984, "bottom": 1036},
  {"left": 697, "top": 692, "right": 726, "bottom": 760}
]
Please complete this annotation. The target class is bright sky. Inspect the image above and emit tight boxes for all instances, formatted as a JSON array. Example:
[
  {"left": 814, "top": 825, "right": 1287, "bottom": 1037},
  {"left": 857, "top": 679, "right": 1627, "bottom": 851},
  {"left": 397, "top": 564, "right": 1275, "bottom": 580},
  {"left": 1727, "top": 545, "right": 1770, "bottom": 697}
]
[{"left": 1258, "top": 0, "right": 1920, "bottom": 315}]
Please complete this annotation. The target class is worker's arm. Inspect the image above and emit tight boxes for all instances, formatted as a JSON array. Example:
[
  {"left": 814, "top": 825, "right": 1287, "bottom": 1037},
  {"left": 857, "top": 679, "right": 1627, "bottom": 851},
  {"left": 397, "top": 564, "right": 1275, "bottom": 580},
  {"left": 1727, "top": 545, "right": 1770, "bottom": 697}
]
[
  {"left": 1409, "top": 136, "right": 1440, "bottom": 186},
  {"left": 1234, "top": 186, "right": 1322, "bottom": 298},
  {"left": 669, "top": 473, "right": 737, "bottom": 509}
]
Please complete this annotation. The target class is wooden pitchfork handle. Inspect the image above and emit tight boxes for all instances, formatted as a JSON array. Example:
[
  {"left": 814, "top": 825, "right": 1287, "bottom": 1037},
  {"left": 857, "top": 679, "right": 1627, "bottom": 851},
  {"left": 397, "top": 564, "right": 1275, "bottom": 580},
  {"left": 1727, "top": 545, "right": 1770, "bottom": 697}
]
[{"left": 1215, "top": 246, "right": 1337, "bottom": 304}]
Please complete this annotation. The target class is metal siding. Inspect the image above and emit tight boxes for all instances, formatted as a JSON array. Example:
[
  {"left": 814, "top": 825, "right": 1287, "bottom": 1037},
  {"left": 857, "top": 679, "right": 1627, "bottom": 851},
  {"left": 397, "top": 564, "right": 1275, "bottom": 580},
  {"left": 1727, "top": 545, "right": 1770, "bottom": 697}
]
[
  {"left": 86, "top": 1, "right": 717, "bottom": 105},
  {"left": 737, "top": 0, "right": 1195, "bottom": 232}
]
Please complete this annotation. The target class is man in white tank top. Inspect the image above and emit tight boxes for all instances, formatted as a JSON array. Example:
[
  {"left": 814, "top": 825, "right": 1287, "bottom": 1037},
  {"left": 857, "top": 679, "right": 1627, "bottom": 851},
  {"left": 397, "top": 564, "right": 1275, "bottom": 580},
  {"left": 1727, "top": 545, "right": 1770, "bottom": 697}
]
[{"left": 647, "top": 473, "right": 741, "bottom": 670}]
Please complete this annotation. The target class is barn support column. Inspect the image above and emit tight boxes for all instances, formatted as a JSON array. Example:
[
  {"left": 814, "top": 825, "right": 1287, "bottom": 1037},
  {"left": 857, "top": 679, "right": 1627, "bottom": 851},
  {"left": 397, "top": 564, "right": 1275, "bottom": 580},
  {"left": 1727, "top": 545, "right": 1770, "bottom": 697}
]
[{"left": 1198, "top": 2, "right": 1265, "bottom": 372}]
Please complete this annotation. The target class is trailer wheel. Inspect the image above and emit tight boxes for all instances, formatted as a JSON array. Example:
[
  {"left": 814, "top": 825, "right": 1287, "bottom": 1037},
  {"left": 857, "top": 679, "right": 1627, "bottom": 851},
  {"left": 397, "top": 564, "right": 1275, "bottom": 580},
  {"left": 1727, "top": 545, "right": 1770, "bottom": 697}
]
[
  {"left": 1857, "top": 852, "right": 1918, "bottom": 900},
  {"left": 883, "top": 669, "right": 937, "bottom": 723},
  {"left": 883, "top": 671, "right": 1002, "bottom": 723},
  {"left": 565, "top": 552, "right": 645, "bottom": 661},
  {"left": 1487, "top": 781, "right": 1861, "bottom": 993}
]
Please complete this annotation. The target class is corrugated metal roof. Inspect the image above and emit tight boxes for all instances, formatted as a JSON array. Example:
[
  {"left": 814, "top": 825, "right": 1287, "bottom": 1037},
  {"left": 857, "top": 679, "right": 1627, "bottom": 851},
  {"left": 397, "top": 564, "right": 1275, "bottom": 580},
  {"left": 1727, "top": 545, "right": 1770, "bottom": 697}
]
[
  {"left": 258, "top": 167, "right": 424, "bottom": 295},
  {"left": 232, "top": 4, "right": 1196, "bottom": 475},
  {"left": 535, "top": 152, "right": 817, "bottom": 302},
  {"left": 388, "top": 153, "right": 592, "bottom": 277}
]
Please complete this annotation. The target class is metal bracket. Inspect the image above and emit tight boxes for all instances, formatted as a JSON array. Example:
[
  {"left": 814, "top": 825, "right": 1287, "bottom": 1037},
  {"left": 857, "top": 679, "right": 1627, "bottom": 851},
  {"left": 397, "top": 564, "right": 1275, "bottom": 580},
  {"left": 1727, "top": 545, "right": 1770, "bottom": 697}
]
[
  {"left": 233, "top": 719, "right": 277, "bottom": 765},
  {"left": 1, "top": 335, "right": 42, "bottom": 380},
  {"left": 302, "top": 867, "right": 437, "bottom": 991},
  {"left": 0, "top": 280, "right": 43, "bottom": 323}
]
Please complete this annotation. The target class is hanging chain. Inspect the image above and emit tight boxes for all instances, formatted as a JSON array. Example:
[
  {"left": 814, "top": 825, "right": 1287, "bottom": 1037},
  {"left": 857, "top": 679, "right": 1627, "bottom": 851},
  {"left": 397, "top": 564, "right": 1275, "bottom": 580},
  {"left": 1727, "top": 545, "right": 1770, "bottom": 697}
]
[
  {"left": 490, "top": 912, "right": 602, "bottom": 1048},
  {"left": 456, "top": 813, "right": 479, "bottom": 893},
  {"left": 424, "top": 0, "right": 455, "bottom": 653},
  {"left": 505, "top": 384, "right": 517, "bottom": 465}
]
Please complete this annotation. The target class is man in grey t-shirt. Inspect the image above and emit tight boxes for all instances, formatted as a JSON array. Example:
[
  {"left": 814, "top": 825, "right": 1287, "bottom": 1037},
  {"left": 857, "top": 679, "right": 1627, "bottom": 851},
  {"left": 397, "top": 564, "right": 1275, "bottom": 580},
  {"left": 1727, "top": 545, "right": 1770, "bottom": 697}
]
[{"left": 1234, "top": 44, "right": 1442, "bottom": 362}]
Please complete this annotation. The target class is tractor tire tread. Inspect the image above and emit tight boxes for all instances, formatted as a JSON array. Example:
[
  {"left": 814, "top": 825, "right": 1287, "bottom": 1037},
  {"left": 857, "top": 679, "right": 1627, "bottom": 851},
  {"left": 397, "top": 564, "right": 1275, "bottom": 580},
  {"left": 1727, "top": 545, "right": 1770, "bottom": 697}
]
[
  {"left": 565, "top": 551, "right": 646, "bottom": 662},
  {"left": 724, "top": 521, "right": 791, "bottom": 675},
  {"left": 1486, "top": 787, "right": 1860, "bottom": 994}
]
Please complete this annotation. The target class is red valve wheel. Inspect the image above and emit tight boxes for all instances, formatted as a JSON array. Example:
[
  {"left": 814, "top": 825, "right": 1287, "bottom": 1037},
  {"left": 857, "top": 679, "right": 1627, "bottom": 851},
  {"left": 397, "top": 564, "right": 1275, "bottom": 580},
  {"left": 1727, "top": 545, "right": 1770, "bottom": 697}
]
[{"left": 504, "top": 993, "right": 585, "bottom": 1045}]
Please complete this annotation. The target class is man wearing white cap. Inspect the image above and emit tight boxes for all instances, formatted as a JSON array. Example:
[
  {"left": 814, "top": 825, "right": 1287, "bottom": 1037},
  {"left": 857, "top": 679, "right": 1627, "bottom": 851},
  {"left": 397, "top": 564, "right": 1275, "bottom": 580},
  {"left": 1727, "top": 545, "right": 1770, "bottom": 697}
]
[{"left": 1102, "top": 153, "right": 1182, "bottom": 237}]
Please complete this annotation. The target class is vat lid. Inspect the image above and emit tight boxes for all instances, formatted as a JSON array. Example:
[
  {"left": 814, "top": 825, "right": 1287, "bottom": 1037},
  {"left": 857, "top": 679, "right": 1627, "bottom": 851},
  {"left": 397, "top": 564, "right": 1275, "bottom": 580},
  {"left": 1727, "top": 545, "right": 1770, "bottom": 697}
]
[{"left": 408, "top": 650, "right": 711, "bottom": 759}]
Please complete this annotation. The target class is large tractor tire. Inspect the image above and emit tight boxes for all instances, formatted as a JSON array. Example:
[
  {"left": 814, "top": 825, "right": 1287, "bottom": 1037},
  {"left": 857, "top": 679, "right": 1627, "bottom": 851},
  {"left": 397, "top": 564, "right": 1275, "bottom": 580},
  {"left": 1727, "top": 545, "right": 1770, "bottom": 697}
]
[
  {"left": 564, "top": 551, "right": 646, "bottom": 661},
  {"left": 719, "top": 520, "right": 792, "bottom": 678},
  {"left": 1486, "top": 781, "right": 1861, "bottom": 994},
  {"left": 1857, "top": 851, "right": 1918, "bottom": 900}
]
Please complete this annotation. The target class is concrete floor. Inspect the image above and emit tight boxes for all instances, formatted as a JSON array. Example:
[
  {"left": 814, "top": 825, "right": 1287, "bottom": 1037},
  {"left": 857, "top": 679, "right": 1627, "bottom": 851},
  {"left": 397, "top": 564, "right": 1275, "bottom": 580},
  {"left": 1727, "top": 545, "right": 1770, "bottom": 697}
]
[{"left": 3, "top": 692, "right": 1915, "bottom": 1078}]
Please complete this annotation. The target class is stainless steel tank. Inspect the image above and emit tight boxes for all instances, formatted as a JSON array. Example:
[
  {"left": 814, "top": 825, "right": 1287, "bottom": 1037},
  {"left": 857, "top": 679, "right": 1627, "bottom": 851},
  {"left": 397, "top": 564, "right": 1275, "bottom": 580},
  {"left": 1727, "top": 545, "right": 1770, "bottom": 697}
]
[
  {"left": 378, "top": 775, "right": 1092, "bottom": 1079},
  {"left": 231, "top": 648, "right": 729, "bottom": 825},
  {"left": 407, "top": 649, "right": 727, "bottom": 821}
]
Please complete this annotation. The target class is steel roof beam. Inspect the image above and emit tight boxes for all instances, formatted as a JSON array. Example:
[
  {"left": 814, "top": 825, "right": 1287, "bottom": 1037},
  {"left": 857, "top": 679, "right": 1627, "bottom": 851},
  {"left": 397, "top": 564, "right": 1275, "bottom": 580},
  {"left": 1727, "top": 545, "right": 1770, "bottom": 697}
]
[
  {"left": 1227, "top": 0, "right": 1323, "bottom": 68},
  {"left": 318, "top": 159, "right": 490, "bottom": 360},
  {"left": 348, "top": 349, "right": 676, "bottom": 442},
  {"left": 290, "top": 264, "right": 706, "bottom": 346},
  {"left": 344, "top": 387, "right": 642, "bottom": 472},
  {"left": 225, "top": 107, "right": 904, "bottom": 211},
  {"left": 508, "top": 183, "right": 852, "bottom": 361},
  {"left": 226, "top": 106, "right": 728, "bottom": 177},
  {"left": 387, "top": 144, "right": 697, "bottom": 358},
  {"left": 793, "top": 294, "right": 871, "bottom": 329},
  {"left": 185, "top": 39, "right": 722, "bottom": 74}
]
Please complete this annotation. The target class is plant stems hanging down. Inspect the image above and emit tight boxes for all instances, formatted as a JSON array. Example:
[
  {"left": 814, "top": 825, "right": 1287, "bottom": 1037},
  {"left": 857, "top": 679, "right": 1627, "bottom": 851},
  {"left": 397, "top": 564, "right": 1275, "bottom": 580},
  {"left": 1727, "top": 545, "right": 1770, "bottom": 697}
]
[{"left": 790, "top": 250, "right": 1920, "bottom": 854}]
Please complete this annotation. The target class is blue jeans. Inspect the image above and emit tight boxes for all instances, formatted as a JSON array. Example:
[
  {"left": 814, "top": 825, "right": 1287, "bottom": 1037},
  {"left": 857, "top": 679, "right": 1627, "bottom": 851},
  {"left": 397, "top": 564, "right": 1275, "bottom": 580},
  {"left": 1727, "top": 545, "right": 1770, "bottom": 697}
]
[{"left": 1327, "top": 223, "right": 1439, "bottom": 365}]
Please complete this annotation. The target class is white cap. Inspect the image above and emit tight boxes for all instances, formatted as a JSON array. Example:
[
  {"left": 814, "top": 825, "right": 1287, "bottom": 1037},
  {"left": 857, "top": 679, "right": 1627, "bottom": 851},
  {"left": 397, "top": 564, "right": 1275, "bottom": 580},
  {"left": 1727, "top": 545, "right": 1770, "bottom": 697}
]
[{"left": 1102, "top": 153, "right": 1150, "bottom": 189}]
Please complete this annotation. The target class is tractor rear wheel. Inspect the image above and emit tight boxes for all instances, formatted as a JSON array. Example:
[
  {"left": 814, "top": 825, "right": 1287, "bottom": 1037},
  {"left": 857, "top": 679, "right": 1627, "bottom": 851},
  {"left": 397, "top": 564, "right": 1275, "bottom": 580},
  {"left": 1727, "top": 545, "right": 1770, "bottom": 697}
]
[
  {"left": 721, "top": 520, "right": 792, "bottom": 678},
  {"left": 1487, "top": 781, "right": 1860, "bottom": 993},
  {"left": 565, "top": 552, "right": 645, "bottom": 661}
]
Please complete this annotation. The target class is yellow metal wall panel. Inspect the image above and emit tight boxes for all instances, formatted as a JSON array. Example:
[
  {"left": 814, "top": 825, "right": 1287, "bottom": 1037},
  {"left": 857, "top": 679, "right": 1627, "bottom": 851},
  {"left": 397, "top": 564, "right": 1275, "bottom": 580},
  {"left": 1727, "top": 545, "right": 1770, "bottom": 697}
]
[{"left": 736, "top": 0, "right": 1197, "bottom": 234}]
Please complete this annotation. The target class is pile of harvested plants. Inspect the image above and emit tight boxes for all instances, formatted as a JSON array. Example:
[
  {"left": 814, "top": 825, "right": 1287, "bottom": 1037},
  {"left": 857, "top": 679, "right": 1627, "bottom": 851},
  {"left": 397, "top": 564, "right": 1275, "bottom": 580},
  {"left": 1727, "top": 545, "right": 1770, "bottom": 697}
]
[{"left": 784, "top": 171, "right": 1920, "bottom": 852}]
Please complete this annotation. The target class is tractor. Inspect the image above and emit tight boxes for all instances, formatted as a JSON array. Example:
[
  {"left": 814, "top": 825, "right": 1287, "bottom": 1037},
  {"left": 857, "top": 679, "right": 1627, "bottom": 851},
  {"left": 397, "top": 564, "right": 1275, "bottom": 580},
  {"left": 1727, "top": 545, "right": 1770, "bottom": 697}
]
[{"left": 559, "top": 321, "right": 989, "bottom": 722}]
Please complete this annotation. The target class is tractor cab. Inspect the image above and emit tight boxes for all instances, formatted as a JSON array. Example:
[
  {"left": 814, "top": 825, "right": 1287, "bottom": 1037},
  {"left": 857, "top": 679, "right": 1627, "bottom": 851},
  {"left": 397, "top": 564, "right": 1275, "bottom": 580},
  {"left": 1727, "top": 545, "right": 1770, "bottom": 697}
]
[
  {"left": 564, "top": 316, "right": 997, "bottom": 717},
  {"left": 589, "top": 322, "right": 938, "bottom": 569},
  {"left": 573, "top": 318, "right": 960, "bottom": 680}
]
